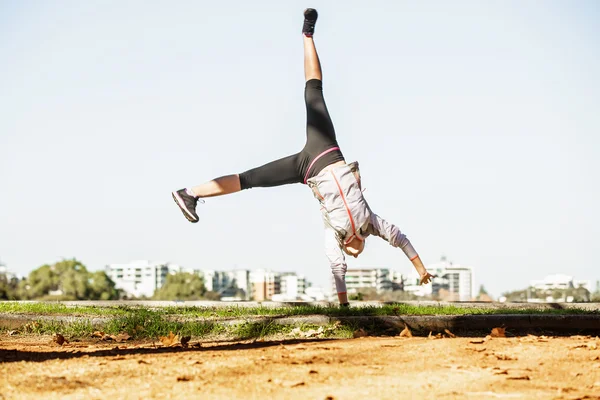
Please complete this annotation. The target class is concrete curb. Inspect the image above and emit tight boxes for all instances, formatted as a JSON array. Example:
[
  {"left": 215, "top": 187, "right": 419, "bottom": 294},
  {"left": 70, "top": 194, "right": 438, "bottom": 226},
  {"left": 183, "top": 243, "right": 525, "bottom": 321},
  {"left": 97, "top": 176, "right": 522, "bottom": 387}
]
[{"left": 1, "top": 314, "right": 599, "bottom": 334}]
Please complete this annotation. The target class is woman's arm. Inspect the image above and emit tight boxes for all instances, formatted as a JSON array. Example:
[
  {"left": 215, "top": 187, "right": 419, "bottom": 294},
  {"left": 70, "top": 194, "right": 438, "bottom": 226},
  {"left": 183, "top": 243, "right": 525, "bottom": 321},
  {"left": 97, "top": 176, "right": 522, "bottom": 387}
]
[
  {"left": 410, "top": 255, "right": 435, "bottom": 285},
  {"left": 366, "top": 213, "right": 434, "bottom": 285},
  {"left": 324, "top": 225, "right": 350, "bottom": 304}
]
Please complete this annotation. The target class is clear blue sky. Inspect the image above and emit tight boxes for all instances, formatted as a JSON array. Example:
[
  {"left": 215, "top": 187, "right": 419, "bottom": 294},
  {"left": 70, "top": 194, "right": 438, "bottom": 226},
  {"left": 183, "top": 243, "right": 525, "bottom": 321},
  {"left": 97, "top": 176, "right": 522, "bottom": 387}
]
[{"left": 1, "top": 1, "right": 598, "bottom": 298}]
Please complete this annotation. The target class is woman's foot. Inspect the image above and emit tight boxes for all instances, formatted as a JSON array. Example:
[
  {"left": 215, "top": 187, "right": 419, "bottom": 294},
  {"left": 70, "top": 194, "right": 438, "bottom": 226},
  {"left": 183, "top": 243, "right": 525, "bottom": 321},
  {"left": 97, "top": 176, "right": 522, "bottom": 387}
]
[
  {"left": 172, "top": 189, "right": 201, "bottom": 223},
  {"left": 302, "top": 8, "right": 318, "bottom": 37}
]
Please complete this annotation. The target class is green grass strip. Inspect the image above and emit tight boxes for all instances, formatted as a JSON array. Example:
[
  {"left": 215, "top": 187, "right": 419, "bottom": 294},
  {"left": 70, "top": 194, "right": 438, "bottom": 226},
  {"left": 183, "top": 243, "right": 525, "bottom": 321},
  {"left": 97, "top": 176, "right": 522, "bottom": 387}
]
[{"left": 1, "top": 302, "right": 597, "bottom": 317}]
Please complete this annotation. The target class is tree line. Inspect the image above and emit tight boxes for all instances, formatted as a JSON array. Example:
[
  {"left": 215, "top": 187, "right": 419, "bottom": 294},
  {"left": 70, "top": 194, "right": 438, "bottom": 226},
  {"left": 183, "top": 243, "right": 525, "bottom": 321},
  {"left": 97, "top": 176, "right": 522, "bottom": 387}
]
[{"left": 0, "top": 259, "right": 218, "bottom": 301}]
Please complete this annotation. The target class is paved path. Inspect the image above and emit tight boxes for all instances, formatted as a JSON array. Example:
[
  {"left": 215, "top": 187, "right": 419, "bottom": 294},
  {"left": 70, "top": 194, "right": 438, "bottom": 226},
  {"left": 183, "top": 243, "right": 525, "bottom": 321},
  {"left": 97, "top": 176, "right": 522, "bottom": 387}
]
[{"left": 5, "top": 299, "right": 600, "bottom": 310}]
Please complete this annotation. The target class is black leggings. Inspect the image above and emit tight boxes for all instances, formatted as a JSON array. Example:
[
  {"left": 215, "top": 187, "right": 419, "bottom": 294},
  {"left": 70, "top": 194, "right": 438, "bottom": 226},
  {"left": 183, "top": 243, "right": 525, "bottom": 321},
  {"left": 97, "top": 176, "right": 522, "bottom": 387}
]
[{"left": 238, "top": 79, "right": 345, "bottom": 189}]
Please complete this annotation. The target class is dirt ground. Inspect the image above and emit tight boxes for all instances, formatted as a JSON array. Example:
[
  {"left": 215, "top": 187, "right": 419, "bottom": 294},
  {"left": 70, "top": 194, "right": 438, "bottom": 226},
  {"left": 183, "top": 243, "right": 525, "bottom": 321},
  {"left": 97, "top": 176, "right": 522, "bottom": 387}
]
[{"left": 1, "top": 334, "right": 599, "bottom": 400}]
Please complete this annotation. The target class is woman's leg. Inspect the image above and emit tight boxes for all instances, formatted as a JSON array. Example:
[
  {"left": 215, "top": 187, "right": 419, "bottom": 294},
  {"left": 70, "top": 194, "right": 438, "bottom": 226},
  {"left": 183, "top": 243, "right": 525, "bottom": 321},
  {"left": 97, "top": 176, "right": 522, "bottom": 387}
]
[
  {"left": 190, "top": 152, "right": 304, "bottom": 197},
  {"left": 300, "top": 10, "right": 345, "bottom": 182},
  {"left": 172, "top": 9, "right": 327, "bottom": 223},
  {"left": 303, "top": 31, "right": 322, "bottom": 81},
  {"left": 172, "top": 153, "right": 303, "bottom": 222},
  {"left": 188, "top": 174, "right": 241, "bottom": 198}
]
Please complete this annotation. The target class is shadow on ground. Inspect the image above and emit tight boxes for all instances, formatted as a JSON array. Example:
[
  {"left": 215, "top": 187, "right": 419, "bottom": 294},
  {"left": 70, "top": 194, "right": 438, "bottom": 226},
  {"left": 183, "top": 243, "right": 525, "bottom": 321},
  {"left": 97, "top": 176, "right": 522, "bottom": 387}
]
[{"left": 0, "top": 337, "right": 336, "bottom": 364}]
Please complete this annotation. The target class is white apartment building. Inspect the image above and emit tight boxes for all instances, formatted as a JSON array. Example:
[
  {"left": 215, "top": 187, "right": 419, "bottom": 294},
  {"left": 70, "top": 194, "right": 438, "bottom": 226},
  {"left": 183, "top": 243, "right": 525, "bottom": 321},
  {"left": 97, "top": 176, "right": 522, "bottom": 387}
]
[
  {"left": 196, "top": 269, "right": 252, "bottom": 300},
  {"left": 200, "top": 270, "right": 230, "bottom": 293},
  {"left": 333, "top": 268, "right": 393, "bottom": 294},
  {"left": 227, "top": 269, "right": 252, "bottom": 300},
  {"left": 404, "top": 258, "right": 474, "bottom": 301},
  {"left": 272, "top": 273, "right": 307, "bottom": 301},
  {"left": 105, "top": 260, "right": 180, "bottom": 298}
]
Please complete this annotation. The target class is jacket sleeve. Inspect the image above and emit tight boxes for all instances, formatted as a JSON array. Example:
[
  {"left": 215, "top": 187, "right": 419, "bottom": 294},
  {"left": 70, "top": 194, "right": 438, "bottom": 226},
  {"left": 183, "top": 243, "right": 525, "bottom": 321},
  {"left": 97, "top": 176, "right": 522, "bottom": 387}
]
[
  {"left": 365, "top": 213, "right": 419, "bottom": 261},
  {"left": 324, "top": 225, "right": 348, "bottom": 294}
]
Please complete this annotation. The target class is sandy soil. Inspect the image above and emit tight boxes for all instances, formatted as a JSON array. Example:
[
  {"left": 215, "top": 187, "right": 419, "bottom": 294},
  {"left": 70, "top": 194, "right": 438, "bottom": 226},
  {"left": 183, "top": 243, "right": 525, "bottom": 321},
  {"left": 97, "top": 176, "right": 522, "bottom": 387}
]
[{"left": 1, "top": 334, "right": 599, "bottom": 400}]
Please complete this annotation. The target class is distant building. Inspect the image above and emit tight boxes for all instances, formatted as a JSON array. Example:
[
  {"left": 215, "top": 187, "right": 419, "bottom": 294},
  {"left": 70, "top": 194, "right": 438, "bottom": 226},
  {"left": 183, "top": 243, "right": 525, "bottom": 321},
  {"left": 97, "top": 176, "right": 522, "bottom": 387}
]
[
  {"left": 250, "top": 269, "right": 280, "bottom": 301},
  {"left": 333, "top": 268, "right": 393, "bottom": 294},
  {"left": 272, "top": 273, "right": 307, "bottom": 301},
  {"left": 196, "top": 269, "right": 252, "bottom": 300},
  {"left": 200, "top": 270, "right": 230, "bottom": 293},
  {"left": 105, "top": 260, "right": 180, "bottom": 298},
  {"left": 227, "top": 269, "right": 252, "bottom": 301},
  {"left": 404, "top": 258, "right": 474, "bottom": 301}
]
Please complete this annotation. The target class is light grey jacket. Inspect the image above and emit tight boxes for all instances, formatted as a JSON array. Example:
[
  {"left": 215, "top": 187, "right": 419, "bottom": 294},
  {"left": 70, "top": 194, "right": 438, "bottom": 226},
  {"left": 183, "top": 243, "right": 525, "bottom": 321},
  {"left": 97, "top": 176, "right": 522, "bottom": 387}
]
[{"left": 306, "top": 162, "right": 418, "bottom": 294}]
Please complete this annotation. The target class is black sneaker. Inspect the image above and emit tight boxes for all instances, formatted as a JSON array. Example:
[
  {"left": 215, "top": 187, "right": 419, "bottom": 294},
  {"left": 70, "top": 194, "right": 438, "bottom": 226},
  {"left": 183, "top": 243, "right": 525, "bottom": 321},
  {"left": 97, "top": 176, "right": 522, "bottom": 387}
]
[
  {"left": 302, "top": 8, "right": 318, "bottom": 36},
  {"left": 172, "top": 189, "right": 201, "bottom": 223}
]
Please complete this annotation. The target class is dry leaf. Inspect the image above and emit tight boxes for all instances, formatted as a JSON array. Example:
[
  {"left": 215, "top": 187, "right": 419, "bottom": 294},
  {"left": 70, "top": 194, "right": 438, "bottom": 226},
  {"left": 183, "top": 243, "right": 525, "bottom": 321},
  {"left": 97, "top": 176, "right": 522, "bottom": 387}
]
[
  {"left": 177, "top": 376, "right": 192, "bottom": 382},
  {"left": 92, "top": 331, "right": 105, "bottom": 338},
  {"left": 444, "top": 329, "right": 456, "bottom": 338},
  {"left": 290, "top": 381, "right": 306, "bottom": 388},
  {"left": 53, "top": 333, "right": 68, "bottom": 346},
  {"left": 507, "top": 375, "right": 530, "bottom": 380},
  {"left": 159, "top": 331, "right": 181, "bottom": 347},
  {"left": 113, "top": 333, "right": 131, "bottom": 343},
  {"left": 399, "top": 326, "right": 413, "bottom": 338},
  {"left": 353, "top": 328, "right": 367, "bottom": 338},
  {"left": 491, "top": 327, "right": 506, "bottom": 338}
]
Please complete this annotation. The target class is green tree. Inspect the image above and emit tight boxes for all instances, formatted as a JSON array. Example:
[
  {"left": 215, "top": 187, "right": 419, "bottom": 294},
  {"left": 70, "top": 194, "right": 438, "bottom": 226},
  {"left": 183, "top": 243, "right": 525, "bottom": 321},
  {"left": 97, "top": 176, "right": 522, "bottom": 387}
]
[
  {"left": 0, "top": 274, "right": 20, "bottom": 300},
  {"left": 153, "top": 272, "right": 206, "bottom": 300},
  {"left": 564, "top": 286, "right": 591, "bottom": 302},
  {"left": 60, "top": 265, "right": 90, "bottom": 299},
  {"left": 19, "top": 259, "right": 118, "bottom": 300},
  {"left": 88, "top": 271, "right": 119, "bottom": 300},
  {"left": 24, "top": 264, "right": 57, "bottom": 299}
]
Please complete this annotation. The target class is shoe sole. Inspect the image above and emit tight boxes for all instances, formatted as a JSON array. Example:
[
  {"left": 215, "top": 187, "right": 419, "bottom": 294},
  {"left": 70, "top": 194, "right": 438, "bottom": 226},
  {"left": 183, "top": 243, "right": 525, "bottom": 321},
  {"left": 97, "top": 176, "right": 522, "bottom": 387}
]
[{"left": 172, "top": 192, "right": 199, "bottom": 223}]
